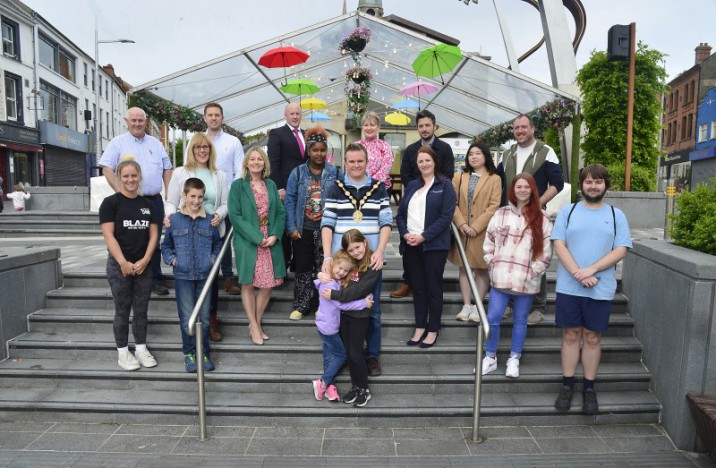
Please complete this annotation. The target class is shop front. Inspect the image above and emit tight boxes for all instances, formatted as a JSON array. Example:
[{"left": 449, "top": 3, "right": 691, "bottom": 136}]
[
  {"left": 658, "top": 150, "right": 691, "bottom": 192},
  {"left": 39, "top": 121, "right": 91, "bottom": 186},
  {"left": 0, "top": 121, "right": 43, "bottom": 195}
]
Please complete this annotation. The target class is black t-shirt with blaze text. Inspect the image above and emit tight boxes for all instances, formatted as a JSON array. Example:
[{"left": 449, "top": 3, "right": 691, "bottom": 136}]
[{"left": 99, "top": 193, "right": 161, "bottom": 263}]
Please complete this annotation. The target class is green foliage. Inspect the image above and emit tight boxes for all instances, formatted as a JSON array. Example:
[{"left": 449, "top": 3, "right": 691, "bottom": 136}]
[
  {"left": 670, "top": 181, "right": 716, "bottom": 255},
  {"left": 576, "top": 42, "right": 667, "bottom": 191},
  {"left": 543, "top": 127, "right": 562, "bottom": 161},
  {"left": 605, "top": 162, "right": 656, "bottom": 192},
  {"left": 173, "top": 139, "right": 184, "bottom": 168}
]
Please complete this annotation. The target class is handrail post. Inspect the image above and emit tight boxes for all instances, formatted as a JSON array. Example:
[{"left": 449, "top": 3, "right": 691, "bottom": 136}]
[{"left": 195, "top": 321, "right": 207, "bottom": 440}]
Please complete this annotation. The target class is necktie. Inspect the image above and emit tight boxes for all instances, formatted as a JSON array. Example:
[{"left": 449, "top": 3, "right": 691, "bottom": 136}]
[{"left": 293, "top": 128, "right": 305, "bottom": 159}]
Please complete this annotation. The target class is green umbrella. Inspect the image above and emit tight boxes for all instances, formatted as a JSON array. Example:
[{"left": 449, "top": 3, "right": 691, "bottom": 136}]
[
  {"left": 412, "top": 44, "right": 463, "bottom": 85},
  {"left": 280, "top": 79, "right": 319, "bottom": 98}
]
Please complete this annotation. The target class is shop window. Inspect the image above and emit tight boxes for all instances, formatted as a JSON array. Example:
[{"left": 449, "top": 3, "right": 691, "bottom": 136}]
[
  {"left": 698, "top": 123, "right": 708, "bottom": 143},
  {"left": 40, "top": 80, "right": 78, "bottom": 130},
  {"left": 39, "top": 34, "right": 76, "bottom": 82},
  {"left": 4, "top": 72, "right": 22, "bottom": 124},
  {"left": 1, "top": 17, "right": 19, "bottom": 59}
]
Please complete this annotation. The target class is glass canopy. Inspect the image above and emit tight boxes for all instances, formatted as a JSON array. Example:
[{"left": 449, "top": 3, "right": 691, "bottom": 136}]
[{"left": 133, "top": 11, "right": 576, "bottom": 137}]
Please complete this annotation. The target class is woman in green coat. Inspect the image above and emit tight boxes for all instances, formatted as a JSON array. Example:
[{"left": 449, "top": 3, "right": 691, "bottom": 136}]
[{"left": 229, "top": 147, "right": 286, "bottom": 345}]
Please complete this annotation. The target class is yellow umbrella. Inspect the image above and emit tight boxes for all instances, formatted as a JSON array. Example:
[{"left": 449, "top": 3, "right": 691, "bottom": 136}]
[
  {"left": 299, "top": 97, "right": 327, "bottom": 110},
  {"left": 385, "top": 112, "right": 411, "bottom": 126}
]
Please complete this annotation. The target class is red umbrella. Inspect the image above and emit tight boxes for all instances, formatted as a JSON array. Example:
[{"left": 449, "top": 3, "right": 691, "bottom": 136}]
[{"left": 258, "top": 46, "right": 310, "bottom": 86}]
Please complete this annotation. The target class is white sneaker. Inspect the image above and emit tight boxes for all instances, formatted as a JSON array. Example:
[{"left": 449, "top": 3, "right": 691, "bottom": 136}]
[
  {"left": 456, "top": 305, "right": 471, "bottom": 321},
  {"left": 481, "top": 356, "right": 497, "bottom": 375},
  {"left": 118, "top": 352, "right": 140, "bottom": 371},
  {"left": 505, "top": 357, "right": 520, "bottom": 378},
  {"left": 467, "top": 305, "right": 481, "bottom": 323},
  {"left": 134, "top": 348, "right": 158, "bottom": 368}
]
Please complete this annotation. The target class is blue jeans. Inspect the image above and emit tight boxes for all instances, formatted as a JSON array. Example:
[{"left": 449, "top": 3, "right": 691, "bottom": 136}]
[
  {"left": 175, "top": 278, "right": 211, "bottom": 356},
  {"left": 485, "top": 288, "right": 534, "bottom": 358},
  {"left": 318, "top": 330, "right": 346, "bottom": 385},
  {"left": 365, "top": 272, "right": 383, "bottom": 359},
  {"left": 145, "top": 195, "right": 165, "bottom": 282}
]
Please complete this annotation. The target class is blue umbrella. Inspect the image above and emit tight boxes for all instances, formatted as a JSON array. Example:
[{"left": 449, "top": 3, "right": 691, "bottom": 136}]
[
  {"left": 309, "top": 111, "right": 331, "bottom": 122},
  {"left": 391, "top": 99, "right": 420, "bottom": 110}
]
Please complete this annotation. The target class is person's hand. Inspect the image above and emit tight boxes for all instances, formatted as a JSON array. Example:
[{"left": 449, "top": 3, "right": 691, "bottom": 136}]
[
  {"left": 317, "top": 271, "right": 332, "bottom": 283},
  {"left": 573, "top": 266, "right": 597, "bottom": 282},
  {"left": 290, "top": 231, "right": 301, "bottom": 240},
  {"left": 406, "top": 234, "right": 425, "bottom": 247},
  {"left": 321, "top": 257, "right": 332, "bottom": 275},
  {"left": 163, "top": 216, "right": 171, "bottom": 228},
  {"left": 210, "top": 213, "right": 221, "bottom": 227},
  {"left": 321, "top": 288, "right": 334, "bottom": 299},
  {"left": 365, "top": 295, "right": 374, "bottom": 308},
  {"left": 370, "top": 251, "right": 384, "bottom": 271},
  {"left": 133, "top": 258, "right": 149, "bottom": 275},
  {"left": 579, "top": 276, "right": 599, "bottom": 288},
  {"left": 120, "top": 260, "right": 135, "bottom": 277},
  {"left": 263, "top": 235, "right": 277, "bottom": 247},
  {"left": 460, "top": 224, "right": 471, "bottom": 236},
  {"left": 278, "top": 189, "right": 286, "bottom": 202},
  {"left": 467, "top": 227, "right": 478, "bottom": 238}
]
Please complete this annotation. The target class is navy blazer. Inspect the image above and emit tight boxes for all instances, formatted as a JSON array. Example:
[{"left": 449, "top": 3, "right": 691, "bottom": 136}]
[
  {"left": 267, "top": 124, "right": 305, "bottom": 191},
  {"left": 397, "top": 176, "right": 456, "bottom": 254}
]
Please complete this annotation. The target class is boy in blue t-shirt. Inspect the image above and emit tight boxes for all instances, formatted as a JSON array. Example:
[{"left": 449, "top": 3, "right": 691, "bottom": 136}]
[
  {"left": 161, "top": 178, "right": 222, "bottom": 372},
  {"left": 551, "top": 164, "right": 632, "bottom": 415}
]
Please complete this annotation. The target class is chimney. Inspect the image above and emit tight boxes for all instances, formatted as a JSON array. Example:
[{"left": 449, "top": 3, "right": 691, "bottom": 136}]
[
  {"left": 103, "top": 64, "right": 115, "bottom": 77},
  {"left": 695, "top": 43, "right": 712, "bottom": 65}
]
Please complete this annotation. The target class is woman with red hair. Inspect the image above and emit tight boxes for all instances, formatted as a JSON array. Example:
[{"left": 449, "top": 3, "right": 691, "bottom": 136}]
[{"left": 481, "top": 173, "right": 553, "bottom": 378}]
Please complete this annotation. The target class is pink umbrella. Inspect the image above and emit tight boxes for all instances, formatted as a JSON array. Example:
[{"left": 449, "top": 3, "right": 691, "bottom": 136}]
[{"left": 400, "top": 81, "right": 439, "bottom": 110}]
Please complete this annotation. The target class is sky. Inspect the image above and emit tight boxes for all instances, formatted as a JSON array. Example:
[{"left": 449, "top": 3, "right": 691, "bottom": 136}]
[{"left": 20, "top": 0, "right": 716, "bottom": 95}]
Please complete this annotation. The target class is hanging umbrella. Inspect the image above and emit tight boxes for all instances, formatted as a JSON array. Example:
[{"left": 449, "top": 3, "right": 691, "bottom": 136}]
[
  {"left": 309, "top": 111, "right": 331, "bottom": 122},
  {"left": 400, "top": 81, "right": 439, "bottom": 110},
  {"left": 391, "top": 99, "right": 420, "bottom": 110},
  {"left": 258, "top": 46, "right": 310, "bottom": 86},
  {"left": 412, "top": 44, "right": 463, "bottom": 85},
  {"left": 385, "top": 112, "right": 411, "bottom": 126},
  {"left": 280, "top": 78, "right": 320, "bottom": 99},
  {"left": 300, "top": 97, "right": 327, "bottom": 110}
]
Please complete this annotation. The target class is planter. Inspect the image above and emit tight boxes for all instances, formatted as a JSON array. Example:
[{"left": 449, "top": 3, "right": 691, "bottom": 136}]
[
  {"left": 351, "top": 74, "right": 367, "bottom": 84},
  {"left": 345, "top": 37, "right": 367, "bottom": 53}
]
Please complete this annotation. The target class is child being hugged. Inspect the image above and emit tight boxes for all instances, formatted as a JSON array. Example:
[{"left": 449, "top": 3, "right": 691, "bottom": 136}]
[
  {"left": 313, "top": 250, "right": 373, "bottom": 402},
  {"left": 161, "top": 177, "right": 222, "bottom": 373}
]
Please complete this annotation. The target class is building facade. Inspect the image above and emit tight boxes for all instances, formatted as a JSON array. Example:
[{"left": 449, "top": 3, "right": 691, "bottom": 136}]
[
  {"left": 690, "top": 47, "right": 716, "bottom": 188},
  {"left": 0, "top": 0, "right": 129, "bottom": 195}
]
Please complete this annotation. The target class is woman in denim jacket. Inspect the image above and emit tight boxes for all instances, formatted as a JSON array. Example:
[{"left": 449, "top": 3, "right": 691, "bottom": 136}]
[{"left": 284, "top": 127, "right": 339, "bottom": 321}]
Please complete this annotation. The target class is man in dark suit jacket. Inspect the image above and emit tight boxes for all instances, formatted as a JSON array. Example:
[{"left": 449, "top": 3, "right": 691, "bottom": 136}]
[
  {"left": 268, "top": 103, "right": 305, "bottom": 202},
  {"left": 392, "top": 110, "right": 455, "bottom": 298}
]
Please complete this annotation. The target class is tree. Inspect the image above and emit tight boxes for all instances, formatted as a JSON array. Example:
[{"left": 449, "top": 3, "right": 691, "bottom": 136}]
[{"left": 576, "top": 42, "right": 667, "bottom": 191}]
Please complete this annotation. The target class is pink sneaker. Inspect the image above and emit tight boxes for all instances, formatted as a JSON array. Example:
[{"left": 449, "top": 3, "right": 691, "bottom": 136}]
[
  {"left": 324, "top": 384, "right": 340, "bottom": 402},
  {"left": 312, "top": 379, "right": 327, "bottom": 401}
]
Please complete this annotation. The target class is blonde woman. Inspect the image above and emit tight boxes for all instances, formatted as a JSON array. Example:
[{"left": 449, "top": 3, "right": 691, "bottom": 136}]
[{"left": 356, "top": 111, "right": 394, "bottom": 189}]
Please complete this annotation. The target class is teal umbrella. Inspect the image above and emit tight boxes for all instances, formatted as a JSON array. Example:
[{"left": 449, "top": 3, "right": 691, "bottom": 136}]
[
  {"left": 412, "top": 44, "right": 463, "bottom": 85},
  {"left": 280, "top": 79, "right": 320, "bottom": 99}
]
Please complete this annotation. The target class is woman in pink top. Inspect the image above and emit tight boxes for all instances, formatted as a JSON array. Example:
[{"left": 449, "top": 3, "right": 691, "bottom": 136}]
[{"left": 356, "top": 111, "right": 394, "bottom": 189}]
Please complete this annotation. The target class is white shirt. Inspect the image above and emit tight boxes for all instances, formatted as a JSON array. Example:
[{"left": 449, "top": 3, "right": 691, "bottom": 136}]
[
  {"left": 515, "top": 141, "right": 537, "bottom": 174},
  {"left": 208, "top": 130, "right": 244, "bottom": 185},
  {"left": 99, "top": 132, "right": 172, "bottom": 196},
  {"left": 407, "top": 177, "right": 434, "bottom": 234}
]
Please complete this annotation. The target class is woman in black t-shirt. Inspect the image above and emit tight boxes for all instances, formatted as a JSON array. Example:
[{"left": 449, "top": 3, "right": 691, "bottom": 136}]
[{"left": 99, "top": 157, "right": 161, "bottom": 371}]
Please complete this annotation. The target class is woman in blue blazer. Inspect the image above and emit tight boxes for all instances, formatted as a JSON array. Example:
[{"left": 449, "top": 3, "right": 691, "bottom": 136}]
[{"left": 396, "top": 146, "right": 456, "bottom": 348}]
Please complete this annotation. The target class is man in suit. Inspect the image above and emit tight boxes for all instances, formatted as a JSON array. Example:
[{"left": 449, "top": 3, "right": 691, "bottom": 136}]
[
  {"left": 268, "top": 102, "right": 305, "bottom": 269},
  {"left": 392, "top": 109, "right": 455, "bottom": 298}
]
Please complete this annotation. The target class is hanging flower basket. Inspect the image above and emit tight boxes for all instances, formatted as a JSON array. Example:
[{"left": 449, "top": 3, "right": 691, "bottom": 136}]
[
  {"left": 346, "top": 65, "right": 372, "bottom": 85},
  {"left": 338, "top": 27, "right": 372, "bottom": 56}
]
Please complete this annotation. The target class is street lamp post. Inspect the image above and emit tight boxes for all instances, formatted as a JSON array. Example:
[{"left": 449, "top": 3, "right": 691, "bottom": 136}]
[{"left": 94, "top": 17, "right": 134, "bottom": 159}]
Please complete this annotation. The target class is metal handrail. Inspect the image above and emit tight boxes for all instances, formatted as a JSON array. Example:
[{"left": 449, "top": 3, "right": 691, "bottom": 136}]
[
  {"left": 450, "top": 222, "right": 489, "bottom": 443},
  {"left": 187, "top": 225, "right": 234, "bottom": 441}
]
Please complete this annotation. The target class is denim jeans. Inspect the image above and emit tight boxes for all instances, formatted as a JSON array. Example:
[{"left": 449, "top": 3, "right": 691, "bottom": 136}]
[
  {"left": 365, "top": 272, "right": 383, "bottom": 359},
  {"left": 145, "top": 195, "right": 165, "bottom": 282},
  {"left": 106, "top": 255, "right": 152, "bottom": 348},
  {"left": 318, "top": 330, "right": 347, "bottom": 385},
  {"left": 485, "top": 288, "right": 534, "bottom": 358},
  {"left": 175, "top": 278, "right": 211, "bottom": 356}
]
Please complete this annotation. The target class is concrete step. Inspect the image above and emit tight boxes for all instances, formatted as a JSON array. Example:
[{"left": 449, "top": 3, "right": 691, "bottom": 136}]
[
  {"left": 28, "top": 307, "right": 637, "bottom": 338},
  {"left": 0, "top": 211, "right": 98, "bottom": 221},
  {"left": 8, "top": 331, "right": 644, "bottom": 364},
  {"left": 0, "top": 385, "right": 661, "bottom": 427}
]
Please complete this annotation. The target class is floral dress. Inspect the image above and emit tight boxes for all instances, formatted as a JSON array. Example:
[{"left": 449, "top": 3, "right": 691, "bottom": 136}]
[{"left": 251, "top": 180, "right": 283, "bottom": 288}]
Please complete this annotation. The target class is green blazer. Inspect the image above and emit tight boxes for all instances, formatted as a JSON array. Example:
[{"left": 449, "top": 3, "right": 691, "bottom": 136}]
[{"left": 228, "top": 176, "right": 286, "bottom": 285}]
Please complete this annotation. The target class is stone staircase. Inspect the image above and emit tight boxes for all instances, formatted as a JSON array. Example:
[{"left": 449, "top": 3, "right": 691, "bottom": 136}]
[
  {"left": 0, "top": 211, "right": 101, "bottom": 236},
  {"left": 0, "top": 263, "right": 660, "bottom": 428}
]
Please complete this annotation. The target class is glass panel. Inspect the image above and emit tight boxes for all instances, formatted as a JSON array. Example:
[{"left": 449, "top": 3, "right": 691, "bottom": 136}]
[
  {"left": 226, "top": 105, "right": 286, "bottom": 134},
  {"left": 2, "top": 21, "right": 16, "bottom": 56},
  {"left": 361, "top": 17, "right": 433, "bottom": 70},
  {"left": 59, "top": 50, "right": 75, "bottom": 82},
  {"left": 5, "top": 76, "right": 17, "bottom": 120},
  {"left": 39, "top": 36, "right": 55, "bottom": 70},
  {"left": 431, "top": 87, "right": 514, "bottom": 127},
  {"left": 219, "top": 83, "right": 284, "bottom": 120},
  {"left": 13, "top": 152, "right": 32, "bottom": 186},
  {"left": 61, "top": 92, "right": 77, "bottom": 130},
  {"left": 40, "top": 81, "right": 59, "bottom": 123}
]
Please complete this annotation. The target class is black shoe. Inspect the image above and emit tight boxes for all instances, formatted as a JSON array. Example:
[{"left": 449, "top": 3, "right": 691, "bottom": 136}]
[
  {"left": 406, "top": 329, "right": 428, "bottom": 346},
  {"left": 353, "top": 388, "right": 371, "bottom": 407},
  {"left": 582, "top": 388, "right": 599, "bottom": 415},
  {"left": 152, "top": 282, "right": 169, "bottom": 295},
  {"left": 419, "top": 331, "right": 439, "bottom": 349},
  {"left": 342, "top": 385, "right": 359, "bottom": 404},
  {"left": 366, "top": 357, "right": 382, "bottom": 376},
  {"left": 554, "top": 385, "right": 574, "bottom": 412}
]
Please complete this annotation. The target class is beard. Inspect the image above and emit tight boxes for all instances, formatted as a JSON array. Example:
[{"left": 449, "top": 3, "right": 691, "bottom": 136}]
[{"left": 582, "top": 189, "right": 606, "bottom": 203}]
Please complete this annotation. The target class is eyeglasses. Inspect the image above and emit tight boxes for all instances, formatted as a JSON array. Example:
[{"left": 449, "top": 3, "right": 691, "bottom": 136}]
[{"left": 195, "top": 145, "right": 210, "bottom": 151}]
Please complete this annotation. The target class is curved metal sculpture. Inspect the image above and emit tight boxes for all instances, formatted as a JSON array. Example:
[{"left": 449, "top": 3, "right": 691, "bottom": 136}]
[{"left": 517, "top": 0, "right": 586, "bottom": 63}]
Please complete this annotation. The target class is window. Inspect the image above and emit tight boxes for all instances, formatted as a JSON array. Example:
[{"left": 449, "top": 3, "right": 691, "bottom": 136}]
[
  {"left": 711, "top": 121, "right": 716, "bottom": 140},
  {"left": 698, "top": 123, "right": 708, "bottom": 143},
  {"left": 681, "top": 116, "right": 687, "bottom": 140},
  {"left": 105, "top": 79, "right": 109, "bottom": 100},
  {"left": 91, "top": 70, "right": 95, "bottom": 92},
  {"left": 2, "top": 17, "right": 19, "bottom": 58},
  {"left": 688, "top": 114, "right": 693, "bottom": 138},
  {"left": 98, "top": 76, "right": 102, "bottom": 96},
  {"left": 4, "top": 72, "right": 22, "bottom": 123},
  {"left": 39, "top": 34, "right": 75, "bottom": 82},
  {"left": 106, "top": 111, "right": 110, "bottom": 137},
  {"left": 83, "top": 63, "right": 88, "bottom": 86},
  {"left": 40, "top": 80, "right": 77, "bottom": 130},
  {"left": 691, "top": 80, "right": 696, "bottom": 103}
]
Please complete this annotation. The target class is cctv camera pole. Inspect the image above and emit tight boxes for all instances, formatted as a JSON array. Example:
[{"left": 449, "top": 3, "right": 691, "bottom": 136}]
[{"left": 624, "top": 22, "right": 636, "bottom": 191}]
